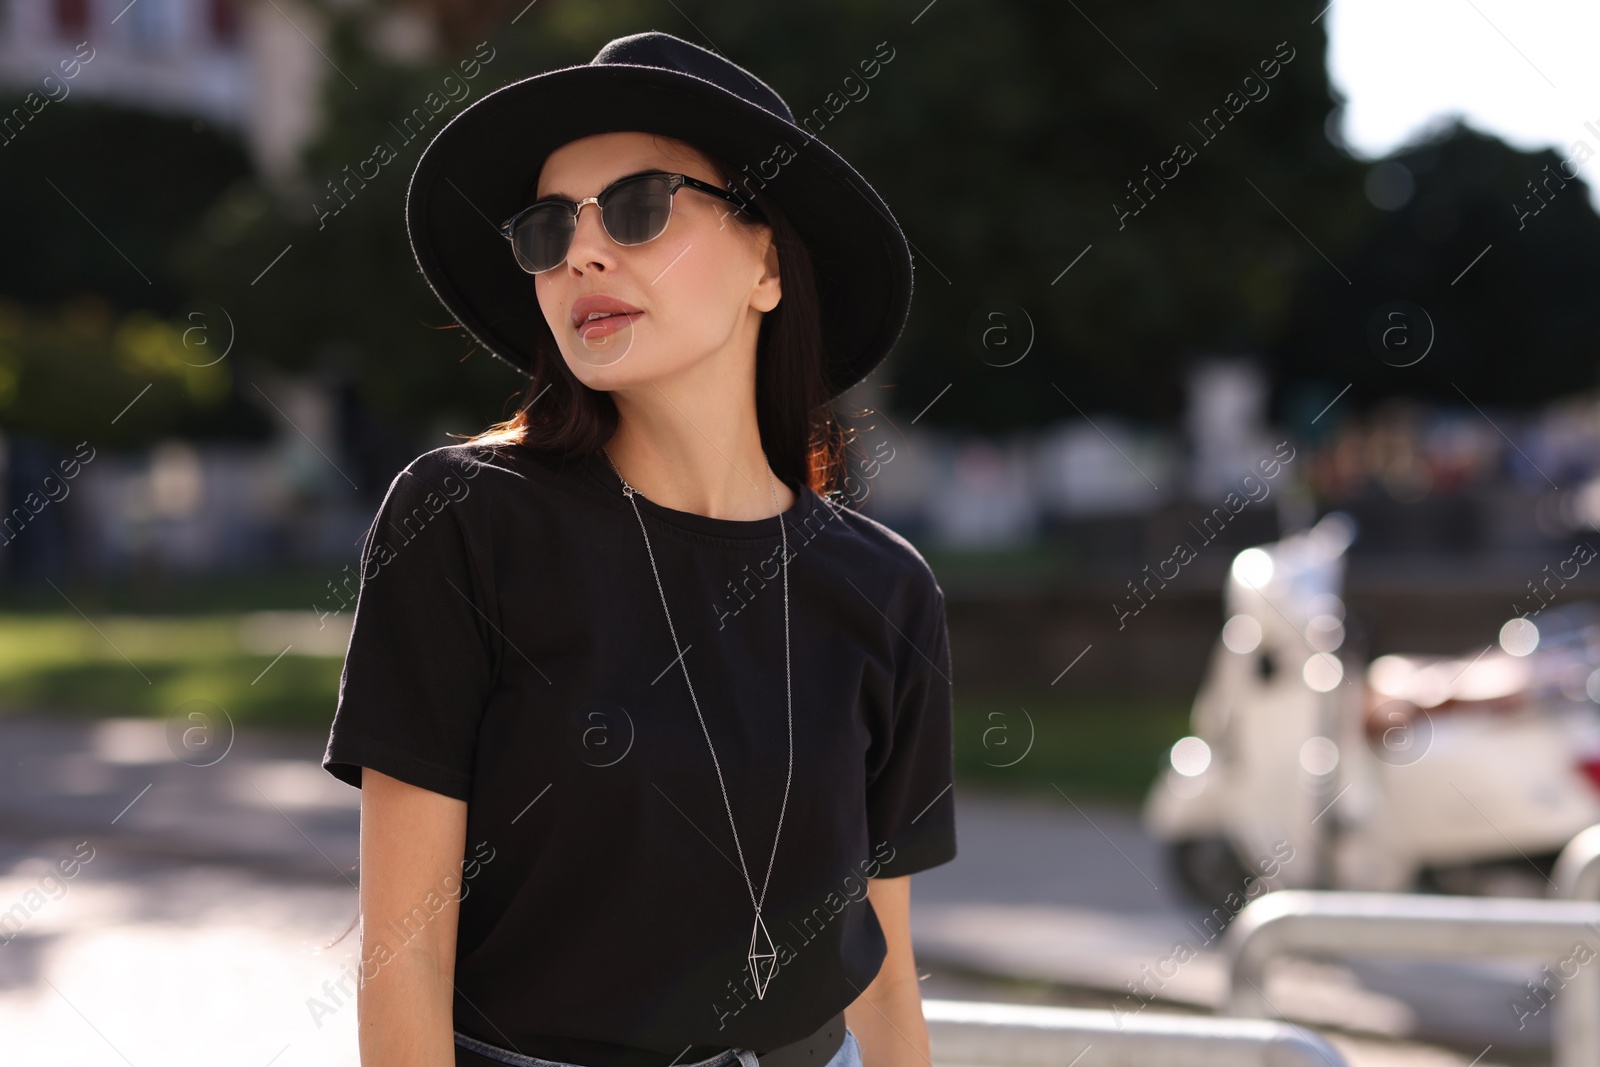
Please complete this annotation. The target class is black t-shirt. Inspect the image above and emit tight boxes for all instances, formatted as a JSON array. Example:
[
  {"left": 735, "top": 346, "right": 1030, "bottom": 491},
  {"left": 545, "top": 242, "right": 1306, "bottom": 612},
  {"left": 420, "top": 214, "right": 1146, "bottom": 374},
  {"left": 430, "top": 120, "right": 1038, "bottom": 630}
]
[{"left": 321, "top": 442, "right": 957, "bottom": 1067}]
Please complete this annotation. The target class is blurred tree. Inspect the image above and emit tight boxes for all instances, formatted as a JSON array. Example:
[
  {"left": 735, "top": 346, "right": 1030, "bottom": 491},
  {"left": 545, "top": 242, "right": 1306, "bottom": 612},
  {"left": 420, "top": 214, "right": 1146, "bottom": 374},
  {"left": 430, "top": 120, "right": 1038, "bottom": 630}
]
[
  {"left": 1273, "top": 119, "right": 1600, "bottom": 420},
  {"left": 0, "top": 294, "right": 253, "bottom": 450},
  {"left": 836, "top": 0, "right": 1372, "bottom": 429},
  {"left": 186, "top": 0, "right": 1594, "bottom": 449},
  {"left": 377, "top": 0, "right": 1377, "bottom": 433},
  {"left": 0, "top": 100, "right": 251, "bottom": 313},
  {"left": 0, "top": 101, "right": 270, "bottom": 447},
  {"left": 172, "top": 0, "right": 681, "bottom": 447}
]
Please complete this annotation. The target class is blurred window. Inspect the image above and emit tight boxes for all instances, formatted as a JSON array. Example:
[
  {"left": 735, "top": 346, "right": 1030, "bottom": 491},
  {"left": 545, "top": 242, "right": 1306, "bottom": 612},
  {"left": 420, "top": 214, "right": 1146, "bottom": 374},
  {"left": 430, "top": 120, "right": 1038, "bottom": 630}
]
[
  {"left": 128, "top": 0, "right": 183, "bottom": 50},
  {"left": 53, "top": 0, "right": 89, "bottom": 37}
]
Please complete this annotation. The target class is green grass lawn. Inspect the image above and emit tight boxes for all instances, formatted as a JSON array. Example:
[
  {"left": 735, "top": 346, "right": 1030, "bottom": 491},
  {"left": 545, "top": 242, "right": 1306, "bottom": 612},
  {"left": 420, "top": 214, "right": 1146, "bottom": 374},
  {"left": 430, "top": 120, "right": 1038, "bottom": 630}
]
[
  {"left": 0, "top": 611, "right": 349, "bottom": 730},
  {"left": 0, "top": 571, "right": 1192, "bottom": 803},
  {"left": 950, "top": 690, "right": 1190, "bottom": 803}
]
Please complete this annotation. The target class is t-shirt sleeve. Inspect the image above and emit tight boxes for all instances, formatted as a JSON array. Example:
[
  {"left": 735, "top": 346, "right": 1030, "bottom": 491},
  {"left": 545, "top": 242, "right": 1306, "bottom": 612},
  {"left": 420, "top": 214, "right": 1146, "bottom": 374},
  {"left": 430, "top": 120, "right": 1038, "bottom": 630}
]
[
  {"left": 321, "top": 454, "right": 499, "bottom": 801},
  {"left": 864, "top": 577, "right": 958, "bottom": 878}
]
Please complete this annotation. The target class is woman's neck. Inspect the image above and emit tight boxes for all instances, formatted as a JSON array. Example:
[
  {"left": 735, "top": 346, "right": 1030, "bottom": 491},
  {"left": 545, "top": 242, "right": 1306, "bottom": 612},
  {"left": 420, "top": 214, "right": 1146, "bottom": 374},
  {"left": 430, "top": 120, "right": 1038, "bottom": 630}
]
[{"left": 600, "top": 427, "right": 796, "bottom": 521}]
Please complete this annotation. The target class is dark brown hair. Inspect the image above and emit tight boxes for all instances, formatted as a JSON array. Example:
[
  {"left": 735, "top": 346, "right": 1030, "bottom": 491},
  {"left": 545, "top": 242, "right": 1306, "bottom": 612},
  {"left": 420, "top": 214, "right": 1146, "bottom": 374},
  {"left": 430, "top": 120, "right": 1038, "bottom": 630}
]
[{"left": 451, "top": 136, "right": 851, "bottom": 496}]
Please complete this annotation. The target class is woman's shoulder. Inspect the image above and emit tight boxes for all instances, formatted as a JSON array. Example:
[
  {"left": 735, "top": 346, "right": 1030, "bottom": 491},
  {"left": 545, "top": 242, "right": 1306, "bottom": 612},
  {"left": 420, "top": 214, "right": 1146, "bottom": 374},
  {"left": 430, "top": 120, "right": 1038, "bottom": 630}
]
[
  {"left": 804, "top": 488, "right": 944, "bottom": 611},
  {"left": 388, "top": 439, "right": 579, "bottom": 504}
]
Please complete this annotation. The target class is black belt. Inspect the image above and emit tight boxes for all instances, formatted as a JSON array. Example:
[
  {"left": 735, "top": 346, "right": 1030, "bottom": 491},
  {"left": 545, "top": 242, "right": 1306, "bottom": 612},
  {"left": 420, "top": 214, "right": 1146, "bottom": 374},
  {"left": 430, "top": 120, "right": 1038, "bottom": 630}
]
[
  {"left": 453, "top": 1012, "right": 846, "bottom": 1067},
  {"left": 758, "top": 1011, "right": 846, "bottom": 1067}
]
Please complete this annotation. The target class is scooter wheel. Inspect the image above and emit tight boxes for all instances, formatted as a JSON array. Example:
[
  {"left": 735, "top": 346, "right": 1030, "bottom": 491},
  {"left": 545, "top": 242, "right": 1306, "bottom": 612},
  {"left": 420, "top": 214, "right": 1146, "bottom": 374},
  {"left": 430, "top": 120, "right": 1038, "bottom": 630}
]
[{"left": 1168, "top": 837, "right": 1255, "bottom": 916}]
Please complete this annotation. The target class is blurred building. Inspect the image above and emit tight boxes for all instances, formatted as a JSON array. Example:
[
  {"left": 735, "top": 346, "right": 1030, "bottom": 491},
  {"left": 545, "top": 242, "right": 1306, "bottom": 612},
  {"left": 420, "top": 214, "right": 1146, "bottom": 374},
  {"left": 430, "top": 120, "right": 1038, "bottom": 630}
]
[
  {"left": 0, "top": 374, "right": 373, "bottom": 585},
  {"left": 7, "top": 354, "right": 1600, "bottom": 580},
  {"left": 0, "top": 0, "right": 435, "bottom": 184}
]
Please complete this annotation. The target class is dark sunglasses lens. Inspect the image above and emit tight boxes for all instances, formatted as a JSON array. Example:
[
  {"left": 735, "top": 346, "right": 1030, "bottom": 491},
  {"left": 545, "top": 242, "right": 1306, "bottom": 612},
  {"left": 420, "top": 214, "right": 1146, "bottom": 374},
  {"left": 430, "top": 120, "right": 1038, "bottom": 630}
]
[
  {"left": 511, "top": 205, "right": 573, "bottom": 273},
  {"left": 602, "top": 177, "right": 673, "bottom": 245}
]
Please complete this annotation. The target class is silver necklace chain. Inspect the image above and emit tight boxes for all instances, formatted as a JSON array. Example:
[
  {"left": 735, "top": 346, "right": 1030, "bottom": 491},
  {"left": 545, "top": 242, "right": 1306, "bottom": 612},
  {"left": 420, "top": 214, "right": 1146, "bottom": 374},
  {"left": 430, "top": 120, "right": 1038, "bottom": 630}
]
[{"left": 601, "top": 446, "right": 793, "bottom": 998}]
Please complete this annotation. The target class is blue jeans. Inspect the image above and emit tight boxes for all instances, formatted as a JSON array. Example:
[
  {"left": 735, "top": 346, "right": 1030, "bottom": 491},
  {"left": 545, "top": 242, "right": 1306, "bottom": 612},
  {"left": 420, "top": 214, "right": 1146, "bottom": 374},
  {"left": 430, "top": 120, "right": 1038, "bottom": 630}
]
[{"left": 454, "top": 1027, "right": 862, "bottom": 1067}]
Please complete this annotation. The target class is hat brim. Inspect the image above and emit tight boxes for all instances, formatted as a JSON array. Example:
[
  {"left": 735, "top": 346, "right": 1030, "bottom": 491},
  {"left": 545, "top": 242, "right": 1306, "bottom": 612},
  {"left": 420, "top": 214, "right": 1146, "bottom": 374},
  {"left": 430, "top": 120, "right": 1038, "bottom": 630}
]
[{"left": 404, "top": 63, "right": 914, "bottom": 400}]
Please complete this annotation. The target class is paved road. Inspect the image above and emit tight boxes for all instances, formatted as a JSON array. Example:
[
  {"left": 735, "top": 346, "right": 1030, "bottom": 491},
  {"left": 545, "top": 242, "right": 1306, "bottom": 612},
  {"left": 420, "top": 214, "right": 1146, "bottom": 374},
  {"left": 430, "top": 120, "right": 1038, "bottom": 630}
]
[{"left": 0, "top": 713, "right": 1557, "bottom": 1066}]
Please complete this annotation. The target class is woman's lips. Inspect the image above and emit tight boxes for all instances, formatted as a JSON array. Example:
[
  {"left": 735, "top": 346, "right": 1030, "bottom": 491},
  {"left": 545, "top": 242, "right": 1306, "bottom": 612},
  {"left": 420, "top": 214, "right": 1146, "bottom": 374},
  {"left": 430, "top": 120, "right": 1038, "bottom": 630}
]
[{"left": 577, "top": 312, "right": 643, "bottom": 340}]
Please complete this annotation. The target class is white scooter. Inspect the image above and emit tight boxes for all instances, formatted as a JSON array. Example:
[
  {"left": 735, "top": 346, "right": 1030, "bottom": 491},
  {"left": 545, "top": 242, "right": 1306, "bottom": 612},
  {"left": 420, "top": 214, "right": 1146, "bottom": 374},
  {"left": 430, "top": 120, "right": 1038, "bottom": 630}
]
[{"left": 1143, "top": 511, "right": 1600, "bottom": 913}]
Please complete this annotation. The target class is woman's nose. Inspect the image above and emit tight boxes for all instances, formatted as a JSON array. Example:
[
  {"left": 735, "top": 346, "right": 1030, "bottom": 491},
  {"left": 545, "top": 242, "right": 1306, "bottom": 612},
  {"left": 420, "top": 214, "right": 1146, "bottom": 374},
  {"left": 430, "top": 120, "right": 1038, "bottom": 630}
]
[{"left": 563, "top": 199, "right": 614, "bottom": 271}]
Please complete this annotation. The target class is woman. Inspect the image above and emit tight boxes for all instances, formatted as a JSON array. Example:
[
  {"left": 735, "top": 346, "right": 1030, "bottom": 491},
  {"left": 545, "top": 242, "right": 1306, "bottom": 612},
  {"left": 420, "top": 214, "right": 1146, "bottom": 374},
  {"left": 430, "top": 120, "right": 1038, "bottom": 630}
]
[{"left": 322, "top": 31, "right": 956, "bottom": 1067}]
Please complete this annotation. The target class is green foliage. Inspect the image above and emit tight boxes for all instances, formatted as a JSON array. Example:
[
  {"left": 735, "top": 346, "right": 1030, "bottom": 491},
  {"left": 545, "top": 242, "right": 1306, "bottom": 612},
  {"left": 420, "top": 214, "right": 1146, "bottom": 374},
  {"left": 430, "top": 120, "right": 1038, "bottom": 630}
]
[
  {"left": 0, "top": 99, "right": 269, "bottom": 445},
  {"left": 831, "top": 2, "right": 1371, "bottom": 428},
  {"left": 172, "top": 9, "right": 542, "bottom": 433},
  {"left": 0, "top": 294, "right": 269, "bottom": 448},
  {"left": 0, "top": 98, "right": 252, "bottom": 313},
  {"left": 1278, "top": 119, "right": 1600, "bottom": 414},
  {"left": 30, "top": 0, "right": 1593, "bottom": 449},
  {"left": 168, "top": 0, "right": 1374, "bottom": 439}
]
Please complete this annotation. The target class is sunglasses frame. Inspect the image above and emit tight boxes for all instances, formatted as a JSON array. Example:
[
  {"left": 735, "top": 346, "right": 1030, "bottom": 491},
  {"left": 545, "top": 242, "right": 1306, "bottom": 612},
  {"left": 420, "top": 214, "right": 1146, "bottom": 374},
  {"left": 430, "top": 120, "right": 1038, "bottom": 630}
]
[{"left": 498, "top": 171, "right": 765, "bottom": 274}]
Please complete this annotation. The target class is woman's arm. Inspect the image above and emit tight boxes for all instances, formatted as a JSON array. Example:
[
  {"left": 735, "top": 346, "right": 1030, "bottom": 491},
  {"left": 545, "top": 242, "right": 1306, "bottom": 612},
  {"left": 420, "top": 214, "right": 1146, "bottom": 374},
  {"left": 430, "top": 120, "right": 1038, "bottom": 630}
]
[
  {"left": 844, "top": 875, "right": 930, "bottom": 1067},
  {"left": 356, "top": 767, "right": 469, "bottom": 1066}
]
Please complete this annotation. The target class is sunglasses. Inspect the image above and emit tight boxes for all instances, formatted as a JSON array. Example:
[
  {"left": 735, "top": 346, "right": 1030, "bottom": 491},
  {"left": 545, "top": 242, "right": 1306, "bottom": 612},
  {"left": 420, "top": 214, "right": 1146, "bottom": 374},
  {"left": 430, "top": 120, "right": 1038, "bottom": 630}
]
[{"left": 498, "top": 170, "right": 764, "bottom": 275}]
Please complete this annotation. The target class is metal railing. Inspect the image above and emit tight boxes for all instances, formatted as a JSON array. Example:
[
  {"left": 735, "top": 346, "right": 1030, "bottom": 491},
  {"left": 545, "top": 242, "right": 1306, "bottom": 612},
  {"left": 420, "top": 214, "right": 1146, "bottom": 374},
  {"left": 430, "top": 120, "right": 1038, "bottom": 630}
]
[
  {"left": 1219, "top": 890, "right": 1600, "bottom": 1067},
  {"left": 1553, "top": 823, "right": 1600, "bottom": 902},
  {"left": 922, "top": 997, "right": 1348, "bottom": 1067}
]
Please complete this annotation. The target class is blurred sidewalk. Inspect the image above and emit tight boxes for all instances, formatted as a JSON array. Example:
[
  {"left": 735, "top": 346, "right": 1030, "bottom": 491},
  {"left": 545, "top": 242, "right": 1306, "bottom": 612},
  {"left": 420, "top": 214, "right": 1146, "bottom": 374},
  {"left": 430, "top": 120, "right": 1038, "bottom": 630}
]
[
  {"left": 0, "top": 713, "right": 1551, "bottom": 1066},
  {"left": 0, "top": 712, "right": 361, "bottom": 1066},
  {"left": 909, "top": 791, "right": 1547, "bottom": 1065},
  {"left": 0, "top": 711, "right": 358, "bottom": 881}
]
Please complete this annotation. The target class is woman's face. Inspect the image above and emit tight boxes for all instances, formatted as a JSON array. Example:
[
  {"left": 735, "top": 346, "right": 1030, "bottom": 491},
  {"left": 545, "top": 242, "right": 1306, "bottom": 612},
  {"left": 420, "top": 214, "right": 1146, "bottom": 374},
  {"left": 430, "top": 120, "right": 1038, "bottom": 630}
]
[{"left": 530, "top": 131, "right": 781, "bottom": 385}]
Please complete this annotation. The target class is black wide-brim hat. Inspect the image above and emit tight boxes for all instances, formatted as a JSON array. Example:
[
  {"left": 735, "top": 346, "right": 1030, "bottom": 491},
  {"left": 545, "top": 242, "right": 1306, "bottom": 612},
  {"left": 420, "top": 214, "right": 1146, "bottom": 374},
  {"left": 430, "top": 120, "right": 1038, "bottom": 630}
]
[{"left": 405, "top": 31, "right": 914, "bottom": 401}]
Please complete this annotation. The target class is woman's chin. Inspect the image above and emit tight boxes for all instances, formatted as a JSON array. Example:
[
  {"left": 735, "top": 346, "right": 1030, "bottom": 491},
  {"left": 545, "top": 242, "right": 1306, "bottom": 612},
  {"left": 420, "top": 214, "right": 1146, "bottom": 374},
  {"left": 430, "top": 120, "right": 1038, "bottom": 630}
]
[{"left": 562, "top": 330, "right": 638, "bottom": 370}]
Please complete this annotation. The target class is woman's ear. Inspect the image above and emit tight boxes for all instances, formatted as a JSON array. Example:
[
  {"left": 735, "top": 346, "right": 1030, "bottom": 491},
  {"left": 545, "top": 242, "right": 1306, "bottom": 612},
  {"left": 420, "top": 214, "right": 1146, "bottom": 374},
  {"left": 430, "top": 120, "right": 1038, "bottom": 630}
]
[{"left": 751, "top": 228, "right": 782, "bottom": 313}]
